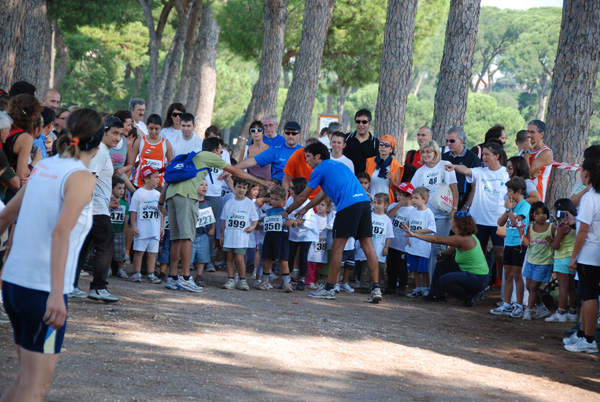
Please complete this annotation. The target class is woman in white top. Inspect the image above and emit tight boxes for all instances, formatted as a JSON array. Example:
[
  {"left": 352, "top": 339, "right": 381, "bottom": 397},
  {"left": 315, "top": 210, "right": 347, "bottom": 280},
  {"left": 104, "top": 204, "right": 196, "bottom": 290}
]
[
  {"left": 159, "top": 102, "right": 185, "bottom": 143},
  {"left": 410, "top": 140, "right": 459, "bottom": 279},
  {"left": 446, "top": 141, "right": 510, "bottom": 279},
  {"left": 0, "top": 108, "right": 100, "bottom": 401}
]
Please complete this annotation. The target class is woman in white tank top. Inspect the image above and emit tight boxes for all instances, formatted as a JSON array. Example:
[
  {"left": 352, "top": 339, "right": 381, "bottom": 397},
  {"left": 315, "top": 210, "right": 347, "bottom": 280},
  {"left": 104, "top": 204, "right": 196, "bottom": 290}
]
[{"left": 0, "top": 108, "right": 102, "bottom": 401}]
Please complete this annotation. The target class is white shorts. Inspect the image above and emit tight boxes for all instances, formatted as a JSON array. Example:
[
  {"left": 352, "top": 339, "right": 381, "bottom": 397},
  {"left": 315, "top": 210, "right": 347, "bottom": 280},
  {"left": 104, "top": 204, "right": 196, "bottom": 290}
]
[{"left": 133, "top": 237, "right": 159, "bottom": 253}]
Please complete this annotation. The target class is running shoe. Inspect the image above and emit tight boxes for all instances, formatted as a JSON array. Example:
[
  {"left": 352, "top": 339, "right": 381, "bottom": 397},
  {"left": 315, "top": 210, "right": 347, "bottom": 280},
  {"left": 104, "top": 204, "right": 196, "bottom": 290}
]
[
  {"left": 522, "top": 307, "right": 532, "bottom": 321},
  {"left": 406, "top": 289, "right": 423, "bottom": 298},
  {"left": 147, "top": 274, "right": 162, "bottom": 284},
  {"left": 307, "top": 283, "right": 319, "bottom": 290},
  {"left": 564, "top": 337, "right": 599, "bottom": 353},
  {"left": 130, "top": 273, "right": 142, "bottom": 283},
  {"left": 490, "top": 304, "right": 514, "bottom": 316},
  {"left": 545, "top": 311, "right": 568, "bottom": 322},
  {"left": 177, "top": 277, "right": 203, "bottom": 293},
  {"left": 333, "top": 284, "right": 341, "bottom": 293},
  {"left": 236, "top": 279, "right": 250, "bottom": 291},
  {"left": 532, "top": 305, "right": 550, "bottom": 319},
  {"left": 563, "top": 332, "right": 581, "bottom": 346},
  {"left": 222, "top": 278, "right": 236, "bottom": 290},
  {"left": 308, "top": 286, "right": 335, "bottom": 300},
  {"left": 369, "top": 287, "right": 383, "bottom": 304},
  {"left": 68, "top": 286, "right": 88, "bottom": 299},
  {"left": 117, "top": 269, "right": 129, "bottom": 279},
  {"left": 194, "top": 276, "right": 206, "bottom": 287},
  {"left": 509, "top": 305, "right": 524, "bottom": 319},
  {"left": 283, "top": 283, "right": 293, "bottom": 293},
  {"left": 296, "top": 280, "right": 305, "bottom": 291},
  {"left": 165, "top": 277, "right": 179, "bottom": 290},
  {"left": 258, "top": 281, "right": 270, "bottom": 291},
  {"left": 340, "top": 283, "right": 354, "bottom": 293},
  {"left": 566, "top": 312, "right": 578, "bottom": 322},
  {"left": 87, "top": 289, "right": 120, "bottom": 303}
]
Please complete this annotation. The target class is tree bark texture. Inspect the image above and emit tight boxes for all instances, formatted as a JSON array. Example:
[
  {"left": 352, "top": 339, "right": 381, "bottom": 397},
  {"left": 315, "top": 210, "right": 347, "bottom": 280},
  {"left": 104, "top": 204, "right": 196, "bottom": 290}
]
[
  {"left": 176, "top": 1, "right": 204, "bottom": 108},
  {"left": 431, "top": 0, "right": 481, "bottom": 144},
  {"left": 234, "top": 0, "right": 289, "bottom": 156},
  {"left": 545, "top": 0, "right": 600, "bottom": 205},
  {"left": 0, "top": 0, "right": 26, "bottom": 89},
  {"left": 20, "top": 0, "right": 52, "bottom": 93},
  {"left": 53, "top": 20, "right": 69, "bottom": 90},
  {"left": 278, "top": 0, "right": 336, "bottom": 137},
  {"left": 374, "top": 0, "right": 418, "bottom": 159},
  {"left": 192, "top": 3, "right": 220, "bottom": 137}
]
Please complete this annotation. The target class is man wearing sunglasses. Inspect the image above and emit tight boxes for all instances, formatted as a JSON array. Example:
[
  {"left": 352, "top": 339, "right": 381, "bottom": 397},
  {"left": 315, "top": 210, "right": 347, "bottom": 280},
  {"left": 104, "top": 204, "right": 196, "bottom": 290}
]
[
  {"left": 235, "top": 121, "right": 303, "bottom": 181},
  {"left": 343, "top": 108, "right": 379, "bottom": 175},
  {"left": 441, "top": 127, "right": 482, "bottom": 211}
]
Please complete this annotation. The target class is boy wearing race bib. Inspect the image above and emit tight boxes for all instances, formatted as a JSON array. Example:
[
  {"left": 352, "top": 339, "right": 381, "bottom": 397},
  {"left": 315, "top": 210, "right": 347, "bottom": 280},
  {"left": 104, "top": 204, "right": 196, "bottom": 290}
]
[
  {"left": 386, "top": 183, "right": 414, "bottom": 295},
  {"left": 220, "top": 178, "right": 259, "bottom": 291},
  {"left": 257, "top": 186, "right": 292, "bottom": 292},
  {"left": 130, "top": 166, "right": 164, "bottom": 284},
  {"left": 109, "top": 177, "right": 129, "bottom": 280},
  {"left": 403, "top": 187, "right": 436, "bottom": 298},
  {"left": 193, "top": 179, "right": 216, "bottom": 288},
  {"left": 306, "top": 197, "right": 332, "bottom": 290}
]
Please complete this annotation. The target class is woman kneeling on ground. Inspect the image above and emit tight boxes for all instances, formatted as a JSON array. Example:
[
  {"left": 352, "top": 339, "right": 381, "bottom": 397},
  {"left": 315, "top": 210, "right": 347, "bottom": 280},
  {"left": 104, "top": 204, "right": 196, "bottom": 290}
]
[{"left": 402, "top": 211, "right": 489, "bottom": 306}]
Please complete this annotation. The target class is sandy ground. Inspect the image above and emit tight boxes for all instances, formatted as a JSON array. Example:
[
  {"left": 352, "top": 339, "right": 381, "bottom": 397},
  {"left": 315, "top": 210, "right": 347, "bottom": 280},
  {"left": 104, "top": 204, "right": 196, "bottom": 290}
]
[{"left": 1, "top": 268, "right": 599, "bottom": 402}]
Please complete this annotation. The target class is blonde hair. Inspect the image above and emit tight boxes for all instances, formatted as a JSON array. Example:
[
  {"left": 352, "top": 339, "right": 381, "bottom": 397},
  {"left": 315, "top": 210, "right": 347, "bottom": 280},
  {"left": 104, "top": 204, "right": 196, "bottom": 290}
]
[
  {"left": 374, "top": 193, "right": 390, "bottom": 205},
  {"left": 421, "top": 140, "right": 441, "bottom": 164}
]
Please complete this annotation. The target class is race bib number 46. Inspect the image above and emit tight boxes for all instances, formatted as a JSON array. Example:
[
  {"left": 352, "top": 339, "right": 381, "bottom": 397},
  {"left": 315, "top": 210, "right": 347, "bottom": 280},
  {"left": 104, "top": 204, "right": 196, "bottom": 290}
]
[{"left": 264, "top": 215, "right": 283, "bottom": 232}]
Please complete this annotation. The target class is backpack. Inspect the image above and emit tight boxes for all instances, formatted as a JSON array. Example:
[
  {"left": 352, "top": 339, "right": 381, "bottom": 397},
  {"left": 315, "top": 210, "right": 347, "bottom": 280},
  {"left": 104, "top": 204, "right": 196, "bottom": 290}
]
[{"left": 163, "top": 151, "right": 214, "bottom": 184}]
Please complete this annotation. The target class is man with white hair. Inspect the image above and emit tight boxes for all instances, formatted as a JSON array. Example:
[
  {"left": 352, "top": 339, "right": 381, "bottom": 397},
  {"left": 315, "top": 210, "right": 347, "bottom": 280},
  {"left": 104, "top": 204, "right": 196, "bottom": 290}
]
[{"left": 129, "top": 98, "right": 148, "bottom": 135}]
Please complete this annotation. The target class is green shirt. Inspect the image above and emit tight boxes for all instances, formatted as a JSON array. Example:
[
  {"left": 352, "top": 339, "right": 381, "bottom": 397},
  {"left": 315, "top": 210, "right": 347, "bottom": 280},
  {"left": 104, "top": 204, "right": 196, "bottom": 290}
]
[
  {"left": 166, "top": 151, "right": 227, "bottom": 200},
  {"left": 455, "top": 235, "right": 489, "bottom": 275},
  {"left": 110, "top": 199, "right": 129, "bottom": 233}
]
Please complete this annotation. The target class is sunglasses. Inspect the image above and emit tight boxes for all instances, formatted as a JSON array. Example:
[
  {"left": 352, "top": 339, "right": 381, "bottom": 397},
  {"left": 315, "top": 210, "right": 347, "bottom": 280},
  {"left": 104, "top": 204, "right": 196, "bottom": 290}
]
[
  {"left": 355, "top": 119, "right": 370, "bottom": 125},
  {"left": 171, "top": 112, "right": 183, "bottom": 118},
  {"left": 379, "top": 142, "right": 392, "bottom": 148},
  {"left": 284, "top": 131, "right": 299, "bottom": 136},
  {"left": 250, "top": 128, "right": 263, "bottom": 134},
  {"left": 446, "top": 139, "right": 457, "bottom": 143}
]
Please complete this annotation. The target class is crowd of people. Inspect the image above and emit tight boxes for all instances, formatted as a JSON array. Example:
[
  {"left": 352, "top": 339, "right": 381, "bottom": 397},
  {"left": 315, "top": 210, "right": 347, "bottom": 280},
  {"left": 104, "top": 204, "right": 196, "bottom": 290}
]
[{"left": 0, "top": 80, "right": 599, "bottom": 400}]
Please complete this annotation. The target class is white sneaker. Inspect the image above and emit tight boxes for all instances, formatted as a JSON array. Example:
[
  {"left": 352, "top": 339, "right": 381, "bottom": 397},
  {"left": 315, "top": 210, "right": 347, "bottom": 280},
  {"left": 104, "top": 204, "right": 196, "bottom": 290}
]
[
  {"left": 176, "top": 277, "right": 203, "bottom": 293},
  {"left": 236, "top": 279, "right": 250, "bottom": 291},
  {"left": 146, "top": 273, "right": 162, "bottom": 284},
  {"left": 563, "top": 332, "right": 581, "bottom": 346},
  {"left": 339, "top": 283, "right": 354, "bottom": 293},
  {"left": 117, "top": 269, "right": 129, "bottom": 279},
  {"left": 307, "top": 283, "right": 319, "bottom": 290},
  {"left": 283, "top": 282, "right": 293, "bottom": 293},
  {"left": 334, "top": 284, "right": 341, "bottom": 293},
  {"left": 68, "top": 287, "right": 87, "bottom": 299},
  {"left": 252, "top": 268, "right": 257, "bottom": 280},
  {"left": 545, "top": 311, "right": 568, "bottom": 322},
  {"left": 567, "top": 312, "right": 578, "bottom": 322},
  {"left": 130, "top": 272, "right": 142, "bottom": 283},
  {"left": 87, "top": 289, "right": 119, "bottom": 303},
  {"left": 564, "top": 337, "right": 599, "bottom": 353},
  {"left": 165, "top": 277, "right": 179, "bottom": 290},
  {"left": 490, "top": 304, "right": 514, "bottom": 316},
  {"left": 522, "top": 307, "right": 532, "bottom": 321},
  {"left": 222, "top": 278, "right": 236, "bottom": 290},
  {"left": 531, "top": 305, "right": 550, "bottom": 319}
]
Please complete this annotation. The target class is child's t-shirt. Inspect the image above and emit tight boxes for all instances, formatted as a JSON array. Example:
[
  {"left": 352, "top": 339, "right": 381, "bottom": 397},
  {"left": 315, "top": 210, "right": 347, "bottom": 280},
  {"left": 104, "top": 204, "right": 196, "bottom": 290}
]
[
  {"left": 285, "top": 197, "right": 318, "bottom": 242},
  {"left": 110, "top": 199, "right": 129, "bottom": 234},
  {"left": 220, "top": 197, "right": 259, "bottom": 249},
  {"left": 371, "top": 212, "right": 395, "bottom": 263},
  {"left": 405, "top": 207, "right": 436, "bottom": 258},
  {"left": 216, "top": 192, "right": 234, "bottom": 240},
  {"left": 130, "top": 187, "right": 161, "bottom": 240},
  {"left": 196, "top": 199, "right": 215, "bottom": 236},
  {"left": 387, "top": 204, "right": 413, "bottom": 252},
  {"left": 308, "top": 214, "right": 329, "bottom": 263},
  {"left": 505, "top": 199, "right": 530, "bottom": 247}
]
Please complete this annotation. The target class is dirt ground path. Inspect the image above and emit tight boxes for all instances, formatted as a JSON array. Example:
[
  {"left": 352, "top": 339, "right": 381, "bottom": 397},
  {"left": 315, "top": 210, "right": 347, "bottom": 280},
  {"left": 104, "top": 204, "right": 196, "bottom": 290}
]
[{"left": 1, "top": 269, "right": 599, "bottom": 401}]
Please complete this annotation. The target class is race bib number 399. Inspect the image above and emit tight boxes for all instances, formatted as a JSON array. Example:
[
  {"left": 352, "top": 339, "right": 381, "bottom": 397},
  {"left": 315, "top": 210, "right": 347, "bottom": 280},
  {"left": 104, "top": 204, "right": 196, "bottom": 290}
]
[{"left": 227, "top": 212, "right": 248, "bottom": 230}]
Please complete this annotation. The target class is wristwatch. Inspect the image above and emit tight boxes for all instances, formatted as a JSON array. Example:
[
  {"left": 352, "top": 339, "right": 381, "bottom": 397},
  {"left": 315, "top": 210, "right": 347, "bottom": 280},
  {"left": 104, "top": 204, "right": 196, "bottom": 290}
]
[{"left": 506, "top": 208, "right": 510, "bottom": 212}]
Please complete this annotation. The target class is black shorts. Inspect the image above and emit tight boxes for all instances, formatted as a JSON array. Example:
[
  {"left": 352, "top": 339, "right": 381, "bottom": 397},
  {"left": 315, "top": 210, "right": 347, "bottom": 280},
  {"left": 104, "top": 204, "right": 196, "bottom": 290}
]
[
  {"left": 503, "top": 245, "right": 526, "bottom": 267},
  {"left": 476, "top": 224, "right": 504, "bottom": 248},
  {"left": 577, "top": 263, "right": 600, "bottom": 301},
  {"left": 2, "top": 282, "right": 67, "bottom": 354},
  {"left": 333, "top": 201, "right": 372, "bottom": 239},
  {"left": 262, "top": 231, "right": 289, "bottom": 261}
]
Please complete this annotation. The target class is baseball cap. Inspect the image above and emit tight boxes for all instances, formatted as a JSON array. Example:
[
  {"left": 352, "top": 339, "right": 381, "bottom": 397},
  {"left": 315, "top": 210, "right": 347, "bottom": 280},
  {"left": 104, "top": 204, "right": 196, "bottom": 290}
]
[
  {"left": 104, "top": 115, "right": 124, "bottom": 131},
  {"left": 394, "top": 182, "right": 414, "bottom": 195},
  {"left": 284, "top": 121, "right": 301, "bottom": 131},
  {"left": 141, "top": 165, "right": 164, "bottom": 180}
]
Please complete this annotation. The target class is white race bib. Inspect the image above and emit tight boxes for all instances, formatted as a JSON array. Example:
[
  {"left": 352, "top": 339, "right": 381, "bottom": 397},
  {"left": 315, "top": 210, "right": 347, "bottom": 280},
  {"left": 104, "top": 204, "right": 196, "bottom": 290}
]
[
  {"left": 164, "top": 215, "right": 170, "bottom": 230},
  {"left": 145, "top": 159, "right": 163, "bottom": 170},
  {"left": 141, "top": 207, "right": 160, "bottom": 220},
  {"left": 314, "top": 241, "right": 327, "bottom": 252},
  {"left": 110, "top": 205, "right": 126, "bottom": 224},
  {"left": 227, "top": 212, "right": 248, "bottom": 230},
  {"left": 264, "top": 215, "right": 283, "bottom": 232},
  {"left": 196, "top": 207, "right": 216, "bottom": 228}
]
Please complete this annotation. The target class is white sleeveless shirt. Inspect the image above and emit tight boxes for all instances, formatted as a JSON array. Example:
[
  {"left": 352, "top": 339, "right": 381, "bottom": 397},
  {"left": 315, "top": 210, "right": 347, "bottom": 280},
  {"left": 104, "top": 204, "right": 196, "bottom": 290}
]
[{"left": 1, "top": 156, "right": 93, "bottom": 294}]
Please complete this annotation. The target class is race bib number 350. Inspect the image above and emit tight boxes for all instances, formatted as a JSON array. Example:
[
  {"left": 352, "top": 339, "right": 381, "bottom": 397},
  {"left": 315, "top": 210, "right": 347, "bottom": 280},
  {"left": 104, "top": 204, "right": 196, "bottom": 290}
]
[{"left": 264, "top": 215, "right": 283, "bottom": 232}]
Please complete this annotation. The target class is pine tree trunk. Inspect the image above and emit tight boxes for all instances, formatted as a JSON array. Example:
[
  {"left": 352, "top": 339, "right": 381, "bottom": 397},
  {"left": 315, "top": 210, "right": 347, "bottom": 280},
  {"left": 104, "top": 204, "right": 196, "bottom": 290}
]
[
  {"left": 20, "top": 0, "right": 52, "bottom": 92},
  {"left": 234, "top": 0, "right": 288, "bottom": 157},
  {"left": 278, "top": 0, "right": 336, "bottom": 137},
  {"left": 545, "top": 0, "right": 600, "bottom": 205},
  {"left": 431, "top": 0, "right": 481, "bottom": 144},
  {"left": 176, "top": 1, "right": 204, "bottom": 108},
  {"left": 53, "top": 20, "right": 69, "bottom": 90},
  {"left": 374, "top": 0, "right": 418, "bottom": 159},
  {"left": 337, "top": 86, "right": 349, "bottom": 131},
  {"left": 193, "top": 3, "right": 220, "bottom": 137},
  {"left": 0, "top": 0, "right": 27, "bottom": 89}
]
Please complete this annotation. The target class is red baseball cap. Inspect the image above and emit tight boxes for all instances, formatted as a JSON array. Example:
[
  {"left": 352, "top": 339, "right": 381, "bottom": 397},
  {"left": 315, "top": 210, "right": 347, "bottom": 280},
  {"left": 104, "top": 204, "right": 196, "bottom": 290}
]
[
  {"left": 394, "top": 182, "right": 414, "bottom": 195},
  {"left": 141, "top": 165, "right": 164, "bottom": 180}
]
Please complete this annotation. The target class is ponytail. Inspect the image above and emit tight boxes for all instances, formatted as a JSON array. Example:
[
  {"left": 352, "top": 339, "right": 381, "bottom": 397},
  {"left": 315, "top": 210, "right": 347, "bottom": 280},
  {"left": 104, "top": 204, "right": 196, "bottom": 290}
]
[{"left": 57, "top": 133, "right": 81, "bottom": 159}]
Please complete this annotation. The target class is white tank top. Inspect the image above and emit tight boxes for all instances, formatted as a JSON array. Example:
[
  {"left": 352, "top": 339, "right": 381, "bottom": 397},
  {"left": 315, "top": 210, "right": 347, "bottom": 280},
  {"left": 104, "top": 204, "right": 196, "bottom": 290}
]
[{"left": 1, "top": 156, "right": 93, "bottom": 294}]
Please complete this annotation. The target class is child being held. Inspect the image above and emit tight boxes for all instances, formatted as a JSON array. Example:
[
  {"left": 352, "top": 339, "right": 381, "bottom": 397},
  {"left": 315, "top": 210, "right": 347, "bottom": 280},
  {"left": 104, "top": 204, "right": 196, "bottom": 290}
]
[
  {"left": 403, "top": 186, "right": 436, "bottom": 298},
  {"left": 193, "top": 179, "right": 216, "bottom": 288},
  {"left": 258, "top": 185, "right": 292, "bottom": 292},
  {"left": 522, "top": 201, "right": 555, "bottom": 320},
  {"left": 109, "top": 177, "right": 130, "bottom": 279},
  {"left": 130, "top": 165, "right": 164, "bottom": 284},
  {"left": 220, "top": 178, "right": 259, "bottom": 291},
  {"left": 306, "top": 197, "right": 332, "bottom": 290}
]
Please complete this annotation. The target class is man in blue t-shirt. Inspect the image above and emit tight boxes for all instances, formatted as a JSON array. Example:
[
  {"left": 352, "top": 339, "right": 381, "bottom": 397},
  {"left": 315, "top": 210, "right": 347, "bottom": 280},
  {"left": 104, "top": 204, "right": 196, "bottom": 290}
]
[
  {"left": 235, "top": 121, "right": 303, "bottom": 181},
  {"left": 283, "top": 142, "right": 383, "bottom": 303}
]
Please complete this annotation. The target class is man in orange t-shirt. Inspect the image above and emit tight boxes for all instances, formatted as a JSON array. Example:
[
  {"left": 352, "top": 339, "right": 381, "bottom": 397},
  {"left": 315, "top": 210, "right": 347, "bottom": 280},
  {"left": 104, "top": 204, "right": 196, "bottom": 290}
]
[{"left": 283, "top": 138, "right": 321, "bottom": 199}]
